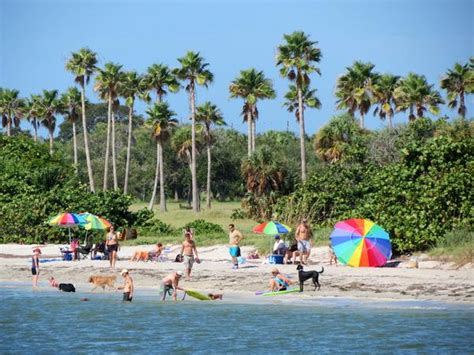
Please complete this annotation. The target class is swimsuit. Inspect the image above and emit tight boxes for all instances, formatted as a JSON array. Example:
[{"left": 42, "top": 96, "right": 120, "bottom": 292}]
[
  {"left": 31, "top": 257, "right": 38, "bottom": 275},
  {"left": 122, "top": 292, "right": 132, "bottom": 302},
  {"left": 107, "top": 244, "right": 118, "bottom": 253},
  {"left": 274, "top": 277, "right": 289, "bottom": 291},
  {"left": 229, "top": 246, "right": 241, "bottom": 257},
  {"left": 297, "top": 240, "right": 310, "bottom": 253},
  {"left": 183, "top": 255, "right": 194, "bottom": 269}
]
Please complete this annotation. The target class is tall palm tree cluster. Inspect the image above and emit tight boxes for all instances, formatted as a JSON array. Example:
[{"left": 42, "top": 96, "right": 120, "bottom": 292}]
[{"left": 1, "top": 33, "right": 473, "bottom": 212}]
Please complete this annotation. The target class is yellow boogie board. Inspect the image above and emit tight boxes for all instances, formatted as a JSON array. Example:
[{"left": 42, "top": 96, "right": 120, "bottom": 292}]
[
  {"left": 186, "top": 290, "right": 212, "bottom": 301},
  {"left": 261, "top": 288, "right": 300, "bottom": 297}
]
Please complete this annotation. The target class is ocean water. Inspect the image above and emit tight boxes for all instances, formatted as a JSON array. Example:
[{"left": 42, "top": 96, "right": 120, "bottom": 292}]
[{"left": 1, "top": 284, "right": 473, "bottom": 354}]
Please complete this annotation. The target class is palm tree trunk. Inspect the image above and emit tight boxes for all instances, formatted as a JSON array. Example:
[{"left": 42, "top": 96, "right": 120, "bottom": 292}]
[
  {"left": 33, "top": 119, "right": 38, "bottom": 142},
  {"left": 49, "top": 126, "right": 54, "bottom": 155},
  {"left": 206, "top": 143, "right": 211, "bottom": 209},
  {"left": 251, "top": 114, "right": 256, "bottom": 153},
  {"left": 174, "top": 190, "right": 179, "bottom": 202},
  {"left": 297, "top": 86, "right": 307, "bottom": 182},
  {"left": 247, "top": 110, "right": 252, "bottom": 157},
  {"left": 159, "top": 142, "right": 166, "bottom": 212},
  {"left": 124, "top": 104, "right": 133, "bottom": 194},
  {"left": 81, "top": 81, "right": 95, "bottom": 192},
  {"left": 6, "top": 118, "right": 11, "bottom": 136},
  {"left": 103, "top": 96, "right": 112, "bottom": 191},
  {"left": 190, "top": 82, "right": 199, "bottom": 213},
  {"left": 111, "top": 109, "right": 118, "bottom": 191},
  {"left": 148, "top": 141, "right": 160, "bottom": 211},
  {"left": 72, "top": 121, "right": 78, "bottom": 173},
  {"left": 460, "top": 92, "right": 466, "bottom": 118},
  {"left": 388, "top": 113, "right": 393, "bottom": 130}
]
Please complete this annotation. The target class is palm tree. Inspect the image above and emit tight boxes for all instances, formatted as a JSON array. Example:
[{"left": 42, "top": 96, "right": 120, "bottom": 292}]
[
  {"left": 0, "top": 88, "right": 24, "bottom": 136},
  {"left": 283, "top": 83, "right": 321, "bottom": 122},
  {"left": 196, "top": 101, "right": 226, "bottom": 209},
  {"left": 147, "top": 102, "right": 178, "bottom": 211},
  {"left": 277, "top": 31, "right": 322, "bottom": 182},
  {"left": 65, "top": 48, "right": 98, "bottom": 192},
  {"left": 36, "top": 90, "right": 63, "bottom": 155},
  {"left": 314, "top": 114, "right": 362, "bottom": 163},
  {"left": 440, "top": 62, "right": 474, "bottom": 118},
  {"left": 25, "top": 95, "right": 41, "bottom": 142},
  {"left": 120, "top": 71, "right": 146, "bottom": 195},
  {"left": 229, "top": 69, "right": 275, "bottom": 157},
  {"left": 143, "top": 64, "right": 180, "bottom": 103},
  {"left": 61, "top": 87, "right": 83, "bottom": 172},
  {"left": 94, "top": 62, "right": 124, "bottom": 191},
  {"left": 335, "top": 61, "right": 378, "bottom": 129},
  {"left": 371, "top": 74, "right": 400, "bottom": 129},
  {"left": 174, "top": 51, "right": 214, "bottom": 213},
  {"left": 394, "top": 73, "right": 444, "bottom": 120}
]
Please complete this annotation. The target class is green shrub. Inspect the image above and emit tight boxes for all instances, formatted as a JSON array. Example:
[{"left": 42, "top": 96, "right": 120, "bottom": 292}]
[{"left": 182, "top": 219, "right": 225, "bottom": 235}]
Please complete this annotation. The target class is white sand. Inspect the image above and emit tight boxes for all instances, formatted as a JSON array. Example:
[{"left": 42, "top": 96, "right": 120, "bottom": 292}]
[{"left": 0, "top": 243, "right": 472, "bottom": 303}]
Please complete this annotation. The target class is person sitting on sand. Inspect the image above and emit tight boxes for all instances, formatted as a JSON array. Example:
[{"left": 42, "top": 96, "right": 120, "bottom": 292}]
[
  {"left": 149, "top": 242, "right": 164, "bottom": 261},
  {"left": 161, "top": 271, "right": 187, "bottom": 301},
  {"left": 273, "top": 235, "right": 288, "bottom": 256},
  {"left": 117, "top": 269, "right": 134, "bottom": 302},
  {"left": 268, "top": 268, "right": 295, "bottom": 292},
  {"left": 283, "top": 239, "right": 301, "bottom": 265}
]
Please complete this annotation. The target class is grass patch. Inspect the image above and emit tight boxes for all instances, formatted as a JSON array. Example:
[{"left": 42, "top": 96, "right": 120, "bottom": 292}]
[{"left": 428, "top": 229, "right": 473, "bottom": 266}]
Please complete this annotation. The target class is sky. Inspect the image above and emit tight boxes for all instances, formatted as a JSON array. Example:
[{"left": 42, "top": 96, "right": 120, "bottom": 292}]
[{"left": 1, "top": 0, "right": 473, "bottom": 138}]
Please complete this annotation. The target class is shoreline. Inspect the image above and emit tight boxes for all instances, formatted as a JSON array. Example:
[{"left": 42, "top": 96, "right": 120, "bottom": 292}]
[{"left": 1, "top": 243, "right": 473, "bottom": 305}]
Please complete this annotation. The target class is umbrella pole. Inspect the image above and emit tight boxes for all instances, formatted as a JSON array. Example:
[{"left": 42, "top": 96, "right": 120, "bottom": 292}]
[{"left": 68, "top": 227, "right": 71, "bottom": 244}]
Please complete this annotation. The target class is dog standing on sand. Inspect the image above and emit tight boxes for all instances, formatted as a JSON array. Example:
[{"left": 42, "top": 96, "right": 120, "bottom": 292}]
[
  {"left": 297, "top": 264, "right": 324, "bottom": 292},
  {"left": 88, "top": 275, "right": 116, "bottom": 291}
]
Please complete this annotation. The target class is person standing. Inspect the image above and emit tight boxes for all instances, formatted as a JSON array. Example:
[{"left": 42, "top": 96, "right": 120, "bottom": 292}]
[
  {"left": 106, "top": 225, "right": 119, "bottom": 268},
  {"left": 228, "top": 224, "right": 243, "bottom": 269},
  {"left": 295, "top": 218, "right": 313, "bottom": 265},
  {"left": 181, "top": 232, "right": 200, "bottom": 280},
  {"left": 31, "top": 248, "right": 41, "bottom": 287},
  {"left": 117, "top": 269, "right": 134, "bottom": 302}
]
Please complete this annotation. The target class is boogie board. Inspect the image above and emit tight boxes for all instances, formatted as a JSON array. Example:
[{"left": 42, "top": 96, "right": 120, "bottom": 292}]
[
  {"left": 258, "top": 288, "right": 300, "bottom": 297},
  {"left": 186, "top": 290, "right": 212, "bottom": 301}
]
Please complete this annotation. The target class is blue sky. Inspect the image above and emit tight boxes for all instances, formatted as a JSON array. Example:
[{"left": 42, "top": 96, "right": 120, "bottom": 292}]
[{"left": 1, "top": 0, "right": 473, "bottom": 138}]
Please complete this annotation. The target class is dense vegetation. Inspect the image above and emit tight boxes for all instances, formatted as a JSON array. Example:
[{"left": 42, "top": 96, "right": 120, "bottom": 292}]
[{"left": 0, "top": 32, "right": 472, "bottom": 254}]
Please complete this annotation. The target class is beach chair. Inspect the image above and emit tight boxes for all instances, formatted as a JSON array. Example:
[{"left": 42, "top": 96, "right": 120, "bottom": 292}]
[{"left": 77, "top": 235, "right": 93, "bottom": 260}]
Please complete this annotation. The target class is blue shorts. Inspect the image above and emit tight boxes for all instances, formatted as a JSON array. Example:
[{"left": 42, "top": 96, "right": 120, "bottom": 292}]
[{"left": 229, "top": 246, "right": 241, "bottom": 257}]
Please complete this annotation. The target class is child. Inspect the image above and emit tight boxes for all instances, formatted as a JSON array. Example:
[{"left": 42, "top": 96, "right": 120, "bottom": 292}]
[
  {"left": 329, "top": 242, "right": 338, "bottom": 266},
  {"left": 31, "top": 248, "right": 41, "bottom": 287}
]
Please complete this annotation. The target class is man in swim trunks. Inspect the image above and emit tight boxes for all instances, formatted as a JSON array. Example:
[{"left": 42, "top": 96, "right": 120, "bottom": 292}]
[
  {"left": 268, "top": 268, "right": 295, "bottom": 292},
  {"left": 161, "top": 271, "right": 186, "bottom": 301},
  {"left": 117, "top": 269, "right": 134, "bottom": 302},
  {"left": 180, "top": 232, "right": 200, "bottom": 280},
  {"left": 295, "top": 218, "right": 313, "bottom": 265},
  {"left": 228, "top": 224, "right": 243, "bottom": 269}
]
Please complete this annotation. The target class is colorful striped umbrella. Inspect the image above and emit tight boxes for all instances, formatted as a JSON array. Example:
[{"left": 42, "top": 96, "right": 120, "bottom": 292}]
[
  {"left": 80, "top": 213, "right": 112, "bottom": 231},
  {"left": 253, "top": 221, "right": 291, "bottom": 235},
  {"left": 48, "top": 212, "right": 87, "bottom": 243},
  {"left": 330, "top": 218, "right": 392, "bottom": 267}
]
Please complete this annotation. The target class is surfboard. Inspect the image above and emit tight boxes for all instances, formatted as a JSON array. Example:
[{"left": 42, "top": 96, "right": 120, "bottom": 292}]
[
  {"left": 259, "top": 288, "right": 300, "bottom": 297},
  {"left": 186, "top": 289, "right": 212, "bottom": 301}
]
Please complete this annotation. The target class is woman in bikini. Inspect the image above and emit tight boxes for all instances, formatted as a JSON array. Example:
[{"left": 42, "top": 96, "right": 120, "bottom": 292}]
[{"left": 106, "top": 225, "right": 119, "bottom": 268}]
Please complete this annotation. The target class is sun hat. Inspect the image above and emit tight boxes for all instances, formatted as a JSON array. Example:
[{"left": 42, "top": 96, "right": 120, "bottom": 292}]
[
  {"left": 120, "top": 269, "right": 129, "bottom": 275},
  {"left": 177, "top": 271, "right": 184, "bottom": 277}
]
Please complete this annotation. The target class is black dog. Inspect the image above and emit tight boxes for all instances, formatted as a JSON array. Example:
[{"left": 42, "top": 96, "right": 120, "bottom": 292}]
[
  {"left": 58, "top": 283, "right": 76, "bottom": 292},
  {"left": 297, "top": 264, "right": 324, "bottom": 292}
]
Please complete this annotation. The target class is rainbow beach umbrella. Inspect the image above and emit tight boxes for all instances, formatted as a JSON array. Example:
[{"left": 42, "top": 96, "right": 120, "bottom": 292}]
[
  {"left": 330, "top": 218, "right": 391, "bottom": 267},
  {"left": 252, "top": 221, "right": 291, "bottom": 235},
  {"left": 80, "top": 213, "right": 112, "bottom": 231},
  {"left": 48, "top": 212, "right": 87, "bottom": 243}
]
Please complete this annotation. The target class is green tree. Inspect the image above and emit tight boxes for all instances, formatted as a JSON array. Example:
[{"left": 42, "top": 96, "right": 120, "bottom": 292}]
[
  {"left": 196, "top": 101, "right": 226, "bottom": 209},
  {"left": 172, "top": 125, "right": 196, "bottom": 205},
  {"left": 372, "top": 74, "right": 400, "bottom": 129},
  {"left": 25, "top": 95, "right": 41, "bottom": 142},
  {"left": 147, "top": 102, "right": 178, "bottom": 212},
  {"left": 277, "top": 31, "right": 322, "bottom": 181},
  {"left": 174, "top": 51, "right": 214, "bottom": 212},
  {"left": 61, "top": 87, "right": 83, "bottom": 172},
  {"left": 440, "top": 62, "right": 474, "bottom": 118},
  {"left": 94, "top": 62, "right": 124, "bottom": 191},
  {"left": 65, "top": 48, "right": 98, "bottom": 192},
  {"left": 120, "top": 71, "right": 146, "bottom": 195},
  {"left": 335, "top": 61, "right": 378, "bottom": 129},
  {"left": 143, "top": 63, "right": 180, "bottom": 103},
  {"left": 229, "top": 68, "right": 275, "bottom": 157},
  {"left": 36, "top": 90, "right": 63, "bottom": 155},
  {"left": 283, "top": 83, "right": 321, "bottom": 122},
  {"left": 0, "top": 88, "right": 24, "bottom": 137}
]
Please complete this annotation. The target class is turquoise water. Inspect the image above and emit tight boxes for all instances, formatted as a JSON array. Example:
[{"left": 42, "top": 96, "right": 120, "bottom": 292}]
[{"left": 1, "top": 285, "right": 473, "bottom": 354}]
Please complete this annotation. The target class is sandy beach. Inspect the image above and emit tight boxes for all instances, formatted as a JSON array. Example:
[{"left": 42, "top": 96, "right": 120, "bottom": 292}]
[{"left": 1, "top": 243, "right": 472, "bottom": 303}]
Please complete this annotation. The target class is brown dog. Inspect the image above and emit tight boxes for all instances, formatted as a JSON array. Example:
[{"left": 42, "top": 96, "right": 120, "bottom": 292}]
[{"left": 88, "top": 275, "right": 116, "bottom": 291}]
